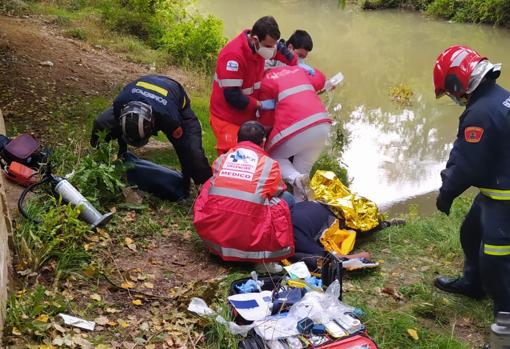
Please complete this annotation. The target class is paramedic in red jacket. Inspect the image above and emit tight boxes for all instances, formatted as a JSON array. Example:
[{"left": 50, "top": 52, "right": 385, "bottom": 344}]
[
  {"left": 259, "top": 65, "right": 332, "bottom": 201},
  {"left": 210, "top": 16, "right": 297, "bottom": 155},
  {"left": 193, "top": 121, "right": 295, "bottom": 269}
]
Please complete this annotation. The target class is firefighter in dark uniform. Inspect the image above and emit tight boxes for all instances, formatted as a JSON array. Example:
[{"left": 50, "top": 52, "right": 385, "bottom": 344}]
[
  {"left": 433, "top": 45, "right": 510, "bottom": 316},
  {"left": 90, "top": 75, "right": 212, "bottom": 190}
]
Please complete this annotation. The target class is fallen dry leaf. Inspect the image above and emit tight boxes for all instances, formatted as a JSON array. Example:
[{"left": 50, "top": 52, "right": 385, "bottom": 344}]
[
  {"left": 118, "top": 319, "right": 130, "bottom": 328},
  {"left": 142, "top": 282, "right": 154, "bottom": 289},
  {"left": 407, "top": 328, "right": 419, "bottom": 340},
  {"left": 125, "top": 237, "right": 134, "bottom": 245},
  {"left": 121, "top": 281, "right": 135, "bottom": 289},
  {"left": 161, "top": 228, "right": 171, "bottom": 237},
  {"left": 36, "top": 314, "right": 49, "bottom": 322},
  {"left": 381, "top": 287, "right": 404, "bottom": 301},
  {"left": 132, "top": 299, "right": 143, "bottom": 306},
  {"left": 94, "top": 316, "right": 110, "bottom": 326},
  {"left": 90, "top": 293, "right": 102, "bottom": 302},
  {"left": 53, "top": 323, "right": 67, "bottom": 333},
  {"left": 125, "top": 211, "right": 136, "bottom": 222},
  {"left": 83, "top": 265, "right": 96, "bottom": 277}
]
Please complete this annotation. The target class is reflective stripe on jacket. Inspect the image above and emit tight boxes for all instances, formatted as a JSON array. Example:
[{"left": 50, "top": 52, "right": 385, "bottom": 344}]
[
  {"left": 193, "top": 141, "right": 294, "bottom": 262},
  {"left": 258, "top": 66, "right": 331, "bottom": 152}
]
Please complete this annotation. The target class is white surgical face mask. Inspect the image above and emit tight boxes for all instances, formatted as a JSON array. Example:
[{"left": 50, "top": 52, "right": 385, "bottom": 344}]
[{"left": 257, "top": 46, "right": 276, "bottom": 60}]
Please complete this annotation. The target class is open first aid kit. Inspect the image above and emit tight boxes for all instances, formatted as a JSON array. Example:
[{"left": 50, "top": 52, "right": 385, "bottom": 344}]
[
  {"left": 228, "top": 256, "right": 378, "bottom": 349},
  {"left": 0, "top": 133, "right": 44, "bottom": 187}
]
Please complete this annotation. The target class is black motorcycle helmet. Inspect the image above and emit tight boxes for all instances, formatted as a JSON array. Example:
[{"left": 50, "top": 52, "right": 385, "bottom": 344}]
[{"left": 119, "top": 101, "right": 155, "bottom": 147}]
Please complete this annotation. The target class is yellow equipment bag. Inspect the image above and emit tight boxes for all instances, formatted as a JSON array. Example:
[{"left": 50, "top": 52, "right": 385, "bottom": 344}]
[{"left": 320, "top": 218, "right": 357, "bottom": 255}]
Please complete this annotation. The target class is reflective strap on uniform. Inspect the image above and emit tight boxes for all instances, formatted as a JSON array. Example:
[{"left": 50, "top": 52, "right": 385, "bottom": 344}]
[
  {"left": 209, "top": 186, "right": 267, "bottom": 204},
  {"left": 135, "top": 81, "right": 168, "bottom": 96},
  {"left": 267, "top": 112, "right": 330, "bottom": 149},
  {"left": 479, "top": 187, "right": 510, "bottom": 200},
  {"left": 214, "top": 73, "right": 243, "bottom": 88},
  {"left": 205, "top": 240, "right": 292, "bottom": 260},
  {"left": 241, "top": 81, "right": 261, "bottom": 95},
  {"left": 255, "top": 158, "right": 274, "bottom": 194},
  {"left": 484, "top": 243, "right": 510, "bottom": 256},
  {"left": 241, "top": 87, "right": 253, "bottom": 95},
  {"left": 210, "top": 154, "right": 226, "bottom": 188},
  {"left": 278, "top": 84, "right": 315, "bottom": 102}
]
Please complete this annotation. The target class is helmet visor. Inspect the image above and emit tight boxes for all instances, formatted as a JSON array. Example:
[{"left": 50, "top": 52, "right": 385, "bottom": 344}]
[{"left": 467, "top": 60, "right": 502, "bottom": 94}]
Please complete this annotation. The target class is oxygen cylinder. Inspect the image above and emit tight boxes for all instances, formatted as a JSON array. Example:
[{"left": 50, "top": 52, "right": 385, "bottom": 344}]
[
  {"left": 53, "top": 178, "right": 113, "bottom": 229},
  {"left": 491, "top": 312, "right": 510, "bottom": 349}
]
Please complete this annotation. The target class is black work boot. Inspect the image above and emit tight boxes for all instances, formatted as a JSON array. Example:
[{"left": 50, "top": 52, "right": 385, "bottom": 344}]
[{"left": 434, "top": 276, "right": 485, "bottom": 299}]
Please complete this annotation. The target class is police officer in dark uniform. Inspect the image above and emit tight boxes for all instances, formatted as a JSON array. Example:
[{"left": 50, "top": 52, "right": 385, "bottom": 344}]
[
  {"left": 91, "top": 75, "right": 212, "bottom": 190},
  {"left": 433, "top": 46, "right": 510, "bottom": 316}
]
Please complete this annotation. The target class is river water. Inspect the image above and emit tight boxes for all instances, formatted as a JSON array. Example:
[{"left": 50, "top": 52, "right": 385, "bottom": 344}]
[{"left": 198, "top": 0, "right": 510, "bottom": 215}]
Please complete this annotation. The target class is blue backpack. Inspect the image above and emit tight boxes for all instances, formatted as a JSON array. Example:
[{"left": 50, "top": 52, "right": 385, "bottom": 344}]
[{"left": 122, "top": 152, "right": 188, "bottom": 201}]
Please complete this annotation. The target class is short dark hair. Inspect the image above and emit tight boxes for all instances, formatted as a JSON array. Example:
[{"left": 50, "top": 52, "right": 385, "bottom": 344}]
[
  {"left": 238, "top": 121, "right": 266, "bottom": 146},
  {"left": 287, "top": 30, "right": 313, "bottom": 51},
  {"left": 251, "top": 16, "right": 280, "bottom": 41}
]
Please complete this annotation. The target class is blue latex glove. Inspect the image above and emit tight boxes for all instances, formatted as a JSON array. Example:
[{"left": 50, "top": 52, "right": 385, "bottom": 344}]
[
  {"left": 259, "top": 99, "right": 276, "bottom": 110},
  {"left": 298, "top": 62, "right": 315, "bottom": 76},
  {"left": 235, "top": 279, "right": 259, "bottom": 293}
]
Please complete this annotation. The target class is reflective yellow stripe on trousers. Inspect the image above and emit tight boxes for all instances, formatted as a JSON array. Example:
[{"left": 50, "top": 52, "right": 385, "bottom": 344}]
[
  {"left": 479, "top": 187, "right": 510, "bottom": 200},
  {"left": 484, "top": 243, "right": 510, "bottom": 256}
]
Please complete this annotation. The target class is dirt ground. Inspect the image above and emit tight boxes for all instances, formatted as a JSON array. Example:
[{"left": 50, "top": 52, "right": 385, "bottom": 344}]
[
  {"left": 0, "top": 16, "right": 192, "bottom": 137},
  {"left": 0, "top": 15, "right": 228, "bottom": 347}
]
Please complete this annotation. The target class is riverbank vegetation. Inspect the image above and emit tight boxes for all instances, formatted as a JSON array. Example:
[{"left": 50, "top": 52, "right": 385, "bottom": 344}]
[{"left": 359, "top": 0, "right": 510, "bottom": 27}]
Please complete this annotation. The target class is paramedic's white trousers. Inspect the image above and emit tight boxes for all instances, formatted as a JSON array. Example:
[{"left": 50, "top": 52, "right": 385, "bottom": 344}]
[{"left": 269, "top": 123, "right": 331, "bottom": 184}]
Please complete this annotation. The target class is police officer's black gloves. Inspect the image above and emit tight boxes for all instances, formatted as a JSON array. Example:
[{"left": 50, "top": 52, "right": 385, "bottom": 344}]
[{"left": 436, "top": 191, "right": 453, "bottom": 215}]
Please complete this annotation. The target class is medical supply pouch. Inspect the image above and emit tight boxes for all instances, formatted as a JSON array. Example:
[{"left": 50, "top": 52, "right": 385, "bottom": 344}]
[
  {"left": 1, "top": 133, "right": 42, "bottom": 168},
  {"left": 122, "top": 152, "right": 188, "bottom": 201},
  {"left": 317, "top": 334, "right": 377, "bottom": 348},
  {"left": 3, "top": 161, "right": 39, "bottom": 187}
]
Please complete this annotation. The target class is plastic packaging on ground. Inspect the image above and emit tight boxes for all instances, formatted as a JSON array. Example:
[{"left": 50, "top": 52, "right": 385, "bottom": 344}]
[{"left": 187, "top": 297, "right": 254, "bottom": 336}]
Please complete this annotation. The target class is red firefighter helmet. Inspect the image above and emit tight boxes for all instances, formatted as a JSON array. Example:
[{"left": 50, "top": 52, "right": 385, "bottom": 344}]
[{"left": 433, "top": 45, "right": 501, "bottom": 100}]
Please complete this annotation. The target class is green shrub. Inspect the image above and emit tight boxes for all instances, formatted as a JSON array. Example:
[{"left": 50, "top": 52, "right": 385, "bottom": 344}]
[
  {"left": 15, "top": 197, "right": 91, "bottom": 283},
  {"left": 64, "top": 27, "right": 87, "bottom": 40},
  {"left": 69, "top": 137, "right": 126, "bottom": 208},
  {"left": 427, "top": 0, "right": 510, "bottom": 26},
  {"left": 5, "top": 285, "right": 67, "bottom": 340},
  {"left": 426, "top": 0, "right": 463, "bottom": 19},
  {"left": 100, "top": 1, "right": 164, "bottom": 46},
  {"left": 160, "top": 14, "right": 226, "bottom": 70},
  {"left": 99, "top": 0, "right": 225, "bottom": 70},
  {"left": 310, "top": 152, "right": 349, "bottom": 185},
  {"left": 360, "top": 0, "right": 430, "bottom": 10},
  {"left": 0, "top": 0, "right": 31, "bottom": 16}
]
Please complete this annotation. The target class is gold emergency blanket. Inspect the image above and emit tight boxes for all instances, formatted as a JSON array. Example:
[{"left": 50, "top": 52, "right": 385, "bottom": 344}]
[
  {"left": 310, "top": 170, "right": 380, "bottom": 232},
  {"left": 320, "top": 219, "right": 357, "bottom": 255}
]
